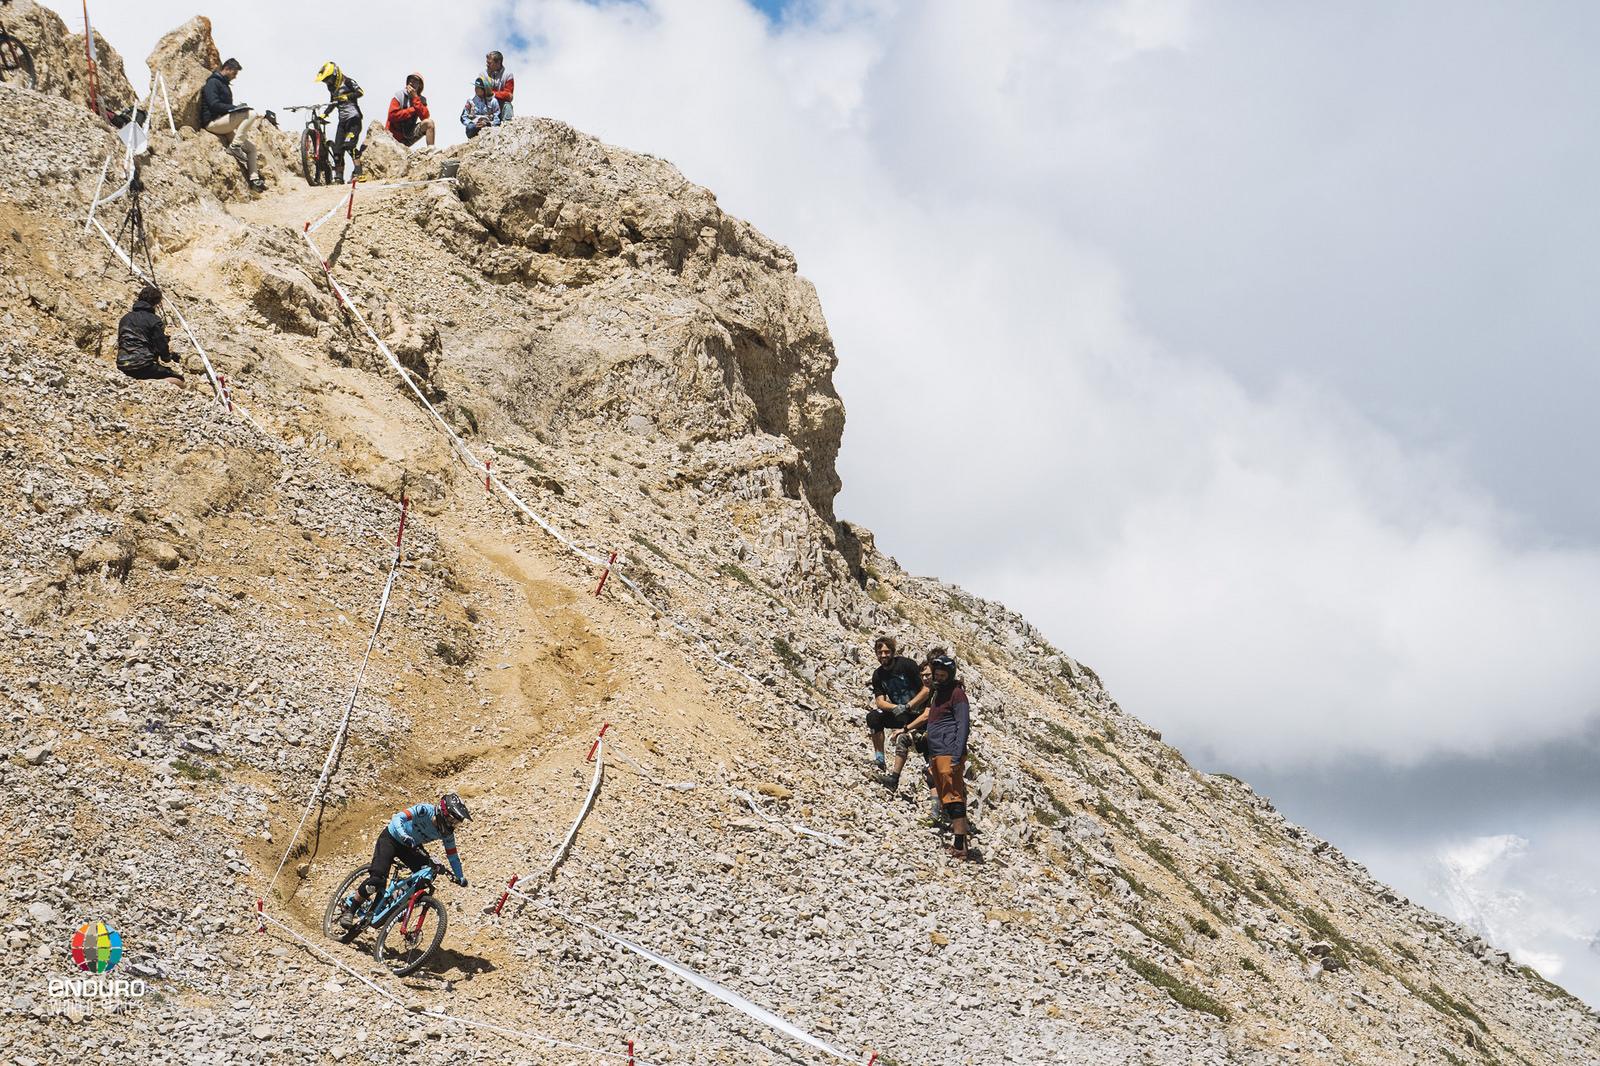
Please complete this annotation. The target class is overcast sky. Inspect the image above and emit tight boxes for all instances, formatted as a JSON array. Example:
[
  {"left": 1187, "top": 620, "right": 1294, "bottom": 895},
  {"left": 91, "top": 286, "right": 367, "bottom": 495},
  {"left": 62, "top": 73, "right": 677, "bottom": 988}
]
[{"left": 66, "top": 0, "right": 1600, "bottom": 1006}]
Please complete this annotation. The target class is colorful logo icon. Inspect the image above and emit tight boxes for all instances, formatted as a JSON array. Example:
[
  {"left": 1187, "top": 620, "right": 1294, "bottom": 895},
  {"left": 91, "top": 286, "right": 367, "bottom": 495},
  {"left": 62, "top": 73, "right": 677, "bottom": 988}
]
[{"left": 70, "top": 922, "right": 123, "bottom": 974}]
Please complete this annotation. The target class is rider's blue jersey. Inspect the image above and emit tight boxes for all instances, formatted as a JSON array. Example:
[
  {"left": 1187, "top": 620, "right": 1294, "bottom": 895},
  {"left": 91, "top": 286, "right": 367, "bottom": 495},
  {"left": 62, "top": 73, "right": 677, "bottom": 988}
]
[{"left": 387, "top": 803, "right": 463, "bottom": 880}]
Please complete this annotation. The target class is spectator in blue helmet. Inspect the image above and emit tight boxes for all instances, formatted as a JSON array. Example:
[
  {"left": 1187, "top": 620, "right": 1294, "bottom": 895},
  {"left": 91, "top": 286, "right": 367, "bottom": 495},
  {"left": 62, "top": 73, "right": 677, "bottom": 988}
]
[{"left": 461, "top": 77, "right": 502, "bottom": 138}]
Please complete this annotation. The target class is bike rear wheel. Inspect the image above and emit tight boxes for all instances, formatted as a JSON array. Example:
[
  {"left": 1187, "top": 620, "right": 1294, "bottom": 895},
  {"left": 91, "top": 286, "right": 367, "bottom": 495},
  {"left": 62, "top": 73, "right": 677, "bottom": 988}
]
[
  {"left": 374, "top": 894, "right": 447, "bottom": 976},
  {"left": 321, "top": 865, "right": 370, "bottom": 944},
  {"left": 0, "top": 34, "right": 36, "bottom": 90},
  {"left": 300, "top": 128, "right": 323, "bottom": 186}
]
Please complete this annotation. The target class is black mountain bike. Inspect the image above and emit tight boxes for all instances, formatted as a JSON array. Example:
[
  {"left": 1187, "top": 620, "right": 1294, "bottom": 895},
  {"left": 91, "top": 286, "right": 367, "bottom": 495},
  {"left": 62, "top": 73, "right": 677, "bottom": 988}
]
[
  {"left": 284, "top": 104, "right": 334, "bottom": 187},
  {"left": 322, "top": 858, "right": 450, "bottom": 977},
  {"left": 0, "top": 1, "right": 37, "bottom": 90}
]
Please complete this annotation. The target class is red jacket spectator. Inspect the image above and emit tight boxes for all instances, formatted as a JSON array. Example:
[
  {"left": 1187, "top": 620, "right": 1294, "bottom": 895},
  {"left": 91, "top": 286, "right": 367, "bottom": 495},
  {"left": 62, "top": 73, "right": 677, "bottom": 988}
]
[{"left": 386, "top": 74, "right": 435, "bottom": 148}]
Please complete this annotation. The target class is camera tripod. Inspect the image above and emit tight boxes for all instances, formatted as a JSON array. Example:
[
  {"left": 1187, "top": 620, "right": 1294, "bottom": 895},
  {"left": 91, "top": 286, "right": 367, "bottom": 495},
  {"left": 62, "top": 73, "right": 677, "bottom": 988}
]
[{"left": 109, "top": 165, "right": 158, "bottom": 284}]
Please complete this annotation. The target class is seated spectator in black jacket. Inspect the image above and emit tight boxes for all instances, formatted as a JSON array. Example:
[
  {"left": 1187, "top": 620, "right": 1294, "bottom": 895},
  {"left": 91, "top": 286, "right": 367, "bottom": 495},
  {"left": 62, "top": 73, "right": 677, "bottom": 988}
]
[
  {"left": 865, "top": 636, "right": 928, "bottom": 771},
  {"left": 199, "top": 58, "right": 265, "bottom": 192},
  {"left": 116, "top": 287, "right": 182, "bottom": 382}
]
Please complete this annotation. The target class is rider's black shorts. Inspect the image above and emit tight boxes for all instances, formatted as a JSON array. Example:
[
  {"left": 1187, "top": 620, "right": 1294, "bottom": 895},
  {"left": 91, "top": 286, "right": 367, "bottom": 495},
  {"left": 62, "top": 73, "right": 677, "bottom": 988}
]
[{"left": 362, "top": 829, "right": 429, "bottom": 898}]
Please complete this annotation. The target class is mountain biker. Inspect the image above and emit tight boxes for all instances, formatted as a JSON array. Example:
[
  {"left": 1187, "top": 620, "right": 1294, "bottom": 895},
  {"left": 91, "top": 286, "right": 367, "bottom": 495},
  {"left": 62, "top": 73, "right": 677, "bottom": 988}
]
[
  {"left": 198, "top": 58, "right": 265, "bottom": 192},
  {"left": 386, "top": 73, "right": 434, "bottom": 148},
  {"left": 461, "top": 77, "right": 502, "bottom": 138},
  {"left": 315, "top": 61, "right": 365, "bottom": 182},
  {"left": 115, "top": 286, "right": 182, "bottom": 383},
  {"left": 340, "top": 793, "right": 471, "bottom": 925},
  {"left": 864, "top": 636, "right": 928, "bottom": 772},
  {"left": 912, "top": 654, "right": 977, "bottom": 861},
  {"left": 483, "top": 50, "right": 514, "bottom": 120}
]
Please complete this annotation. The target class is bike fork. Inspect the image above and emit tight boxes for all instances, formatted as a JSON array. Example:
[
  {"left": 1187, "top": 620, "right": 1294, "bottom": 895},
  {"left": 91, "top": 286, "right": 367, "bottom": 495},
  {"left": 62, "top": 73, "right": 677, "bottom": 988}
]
[{"left": 402, "top": 893, "right": 427, "bottom": 937}]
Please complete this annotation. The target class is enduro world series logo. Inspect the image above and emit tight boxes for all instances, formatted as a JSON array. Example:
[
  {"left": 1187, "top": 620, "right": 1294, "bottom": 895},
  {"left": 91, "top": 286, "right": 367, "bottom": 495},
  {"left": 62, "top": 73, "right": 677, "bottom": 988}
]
[{"left": 50, "top": 922, "right": 148, "bottom": 1013}]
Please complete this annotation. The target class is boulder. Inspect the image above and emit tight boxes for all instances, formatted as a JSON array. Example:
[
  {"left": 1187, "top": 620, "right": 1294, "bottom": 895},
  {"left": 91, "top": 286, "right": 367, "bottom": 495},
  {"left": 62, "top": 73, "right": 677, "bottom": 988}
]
[
  {"left": 73, "top": 537, "right": 132, "bottom": 578},
  {"left": 370, "top": 302, "right": 440, "bottom": 382},
  {"left": 146, "top": 17, "right": 221, "bottom": 131},
  {"left": 357, "top": 122, "right": 409, "bottom": 182}
]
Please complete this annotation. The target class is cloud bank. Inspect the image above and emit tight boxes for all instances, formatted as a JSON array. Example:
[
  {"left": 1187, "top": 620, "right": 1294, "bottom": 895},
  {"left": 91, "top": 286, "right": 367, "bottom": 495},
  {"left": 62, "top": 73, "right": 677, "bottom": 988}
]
[{"left": 71, "top": 0, "right": 1600, "bottom": 766}]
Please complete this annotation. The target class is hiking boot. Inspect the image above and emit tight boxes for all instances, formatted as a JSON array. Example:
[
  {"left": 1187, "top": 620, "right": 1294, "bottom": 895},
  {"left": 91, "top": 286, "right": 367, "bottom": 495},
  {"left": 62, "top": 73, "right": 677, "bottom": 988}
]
[
  {"left": 877, "top": 772, "right": 900, "bottom": 792},
  {"left": 872, "top": 753, "right": 886, "bottom": 770},
  {"left": 226, "top": 144, "right": 249, "bottom": 166},
  {"left": 248, "top": 174, "right": 266, "bottom": 192}
]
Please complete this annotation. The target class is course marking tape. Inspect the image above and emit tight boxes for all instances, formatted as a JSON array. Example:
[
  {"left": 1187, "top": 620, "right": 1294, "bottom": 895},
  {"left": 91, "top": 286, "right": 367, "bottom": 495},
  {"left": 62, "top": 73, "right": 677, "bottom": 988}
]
[
  {"left": 496, "top": 727, "right": 608, "bottom": 914},
  {"left": 254, "top": 908, "right": 645, "bottom": 1062},
  {"left": 266, "top": 494, "right": 409, "bottom": 896},
  {"left": 533, "top": 899, "right": 875, "bottom": 1065}
]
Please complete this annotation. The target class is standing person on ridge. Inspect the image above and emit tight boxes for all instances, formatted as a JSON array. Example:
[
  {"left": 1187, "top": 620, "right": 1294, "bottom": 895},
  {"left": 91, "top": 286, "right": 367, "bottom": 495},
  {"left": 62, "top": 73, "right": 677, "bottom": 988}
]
[
  {"left": 386, "top": 73, "right": 435, "bottom": 148},
  {"left": 198, "top": 58, "right": 265, "bottom": 191},
  {"left": 315, "top": 61, "right": 365, "bottom": 182},
  {"left": 460, "top": 77, "right": 502, "bottom": 138},
  {"left": 338, "top": 793, "right": 471, "bottom": 928},
  {"left": 483, "top": 50, "right": 514, "bottom": 120},
  {"left": 900, "top": 654, "right": 978, "bottom": 861},
  {"left": 864, "top": 636, "right": 928, "bottom": 773},
  {"left": 115, "top": 286, "right": 183, "bottom": 383}
]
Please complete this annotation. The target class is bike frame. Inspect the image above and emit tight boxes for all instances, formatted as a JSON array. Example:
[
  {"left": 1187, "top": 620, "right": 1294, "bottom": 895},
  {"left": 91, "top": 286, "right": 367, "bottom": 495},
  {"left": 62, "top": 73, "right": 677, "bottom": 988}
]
[{"left": 367, "top": 865, "right": 435, "bottom": 927}]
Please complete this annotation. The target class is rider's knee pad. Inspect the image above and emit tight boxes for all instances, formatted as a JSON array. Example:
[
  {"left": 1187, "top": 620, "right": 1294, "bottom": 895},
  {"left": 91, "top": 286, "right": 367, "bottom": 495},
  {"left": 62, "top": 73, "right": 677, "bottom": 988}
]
[{"left": 944, "top": 801, "right": 967, "bottom": 821}]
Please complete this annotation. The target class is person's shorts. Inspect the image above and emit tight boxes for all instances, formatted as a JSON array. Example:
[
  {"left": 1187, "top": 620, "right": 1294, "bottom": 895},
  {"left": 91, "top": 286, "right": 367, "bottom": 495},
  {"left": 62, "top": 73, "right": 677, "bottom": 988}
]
[
  {"left": 930, "top": 754, "right": 966, "bottom": 805},
  {"left": 391, "top": 119, "right": 431, "bottom": 147}
]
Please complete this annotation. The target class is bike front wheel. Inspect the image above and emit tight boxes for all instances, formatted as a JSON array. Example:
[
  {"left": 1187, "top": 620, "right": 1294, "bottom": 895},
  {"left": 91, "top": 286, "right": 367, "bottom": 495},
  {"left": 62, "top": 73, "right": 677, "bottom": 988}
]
[
  {"left": 300, "top": 129, "right": 323, "bottom": 186},
  {"left": 321, "top": 865, "right": 370, "bottom": 944},
  {"left": 373, "top": 894, "right": 447, "bottom": 976},
  {"left": 0, "top": 35, "right": 36, "bottom": 90}
]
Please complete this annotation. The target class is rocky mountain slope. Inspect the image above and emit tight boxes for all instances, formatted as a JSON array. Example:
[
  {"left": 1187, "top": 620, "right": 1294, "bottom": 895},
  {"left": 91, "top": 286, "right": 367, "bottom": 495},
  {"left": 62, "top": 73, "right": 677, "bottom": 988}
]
[{"left": 3, "top": 17, "right": 1598, "bottom": 1066}]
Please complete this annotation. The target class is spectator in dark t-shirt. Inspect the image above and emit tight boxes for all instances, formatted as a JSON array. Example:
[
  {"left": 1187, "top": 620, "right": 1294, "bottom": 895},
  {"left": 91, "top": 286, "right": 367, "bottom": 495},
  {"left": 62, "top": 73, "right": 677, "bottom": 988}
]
[{"left": 865, "top": 636, "right": 928, "bottom": 771}]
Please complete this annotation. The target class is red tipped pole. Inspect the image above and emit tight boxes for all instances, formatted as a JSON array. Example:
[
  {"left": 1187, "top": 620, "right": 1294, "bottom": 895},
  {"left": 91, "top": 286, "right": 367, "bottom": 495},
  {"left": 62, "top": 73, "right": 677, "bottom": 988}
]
[
  {"left": 493, "top": 873, "right": 519, "bottom": 916},
  {"left": 346, "top": 173, "right": 356, "bottom": 219},
  {"left": 255, "top": 898, "right": 265, "bottom": 933},
  {"left": 396, "top": 494, "right": 409, "bottom": 546},
  {"left": 82, "top": 1, "right": 100, "bottom": 119},
  {"left": 626, "top": 1039, "right": 634, "bottom": 1066},
  {"left": 585, "top": 723, "right": 610, "bottom": 763},
  {"left": 484, "top": 457, "right": 493, "bottom": 495},
  {"left": 593, "top": 550, "right": 617, "bottom": 597}
]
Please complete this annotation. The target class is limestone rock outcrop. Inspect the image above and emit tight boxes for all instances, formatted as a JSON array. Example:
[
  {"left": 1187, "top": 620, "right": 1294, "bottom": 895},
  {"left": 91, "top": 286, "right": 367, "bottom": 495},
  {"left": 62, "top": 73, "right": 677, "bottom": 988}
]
[
  {"left": 456, "top": 119, "right": 845, "bottom": 520},
  {"left": 146, "top": 16, "right": 221, "bottom": 131}
]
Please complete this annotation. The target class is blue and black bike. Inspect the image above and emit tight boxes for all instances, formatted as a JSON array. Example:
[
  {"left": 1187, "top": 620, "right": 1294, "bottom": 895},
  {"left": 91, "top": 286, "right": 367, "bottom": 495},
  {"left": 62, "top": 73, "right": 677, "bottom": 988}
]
[{"left": 322, "top": 858, "right": 449, "bottom": 976}]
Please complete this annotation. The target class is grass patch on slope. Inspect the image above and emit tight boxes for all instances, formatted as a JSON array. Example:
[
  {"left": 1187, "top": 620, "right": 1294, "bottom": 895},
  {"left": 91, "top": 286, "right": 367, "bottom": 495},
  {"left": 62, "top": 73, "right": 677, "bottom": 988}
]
[{"left": 1117, "top": 950, "right": 1231, "bottom": 1021}]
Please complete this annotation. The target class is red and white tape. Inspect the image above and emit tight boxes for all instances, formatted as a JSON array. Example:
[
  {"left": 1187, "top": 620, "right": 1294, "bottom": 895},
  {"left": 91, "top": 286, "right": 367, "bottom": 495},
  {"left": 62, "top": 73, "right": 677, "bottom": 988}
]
[
  {"left": 495, "top": 725, "right": 608, "bottom": 914},
  {"left": 266, "top": 494, "right": 409, "bottom": 895},
  {"left": 255, "top": 907, "right": 645, "bottom": 1062}
]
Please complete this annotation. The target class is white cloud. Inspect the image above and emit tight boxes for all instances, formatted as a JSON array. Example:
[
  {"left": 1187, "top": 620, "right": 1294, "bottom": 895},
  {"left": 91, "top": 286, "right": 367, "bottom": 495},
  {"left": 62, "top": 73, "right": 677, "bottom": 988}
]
[{"left": 61, "top": 0, "right": 1600, "bottom": 767}]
